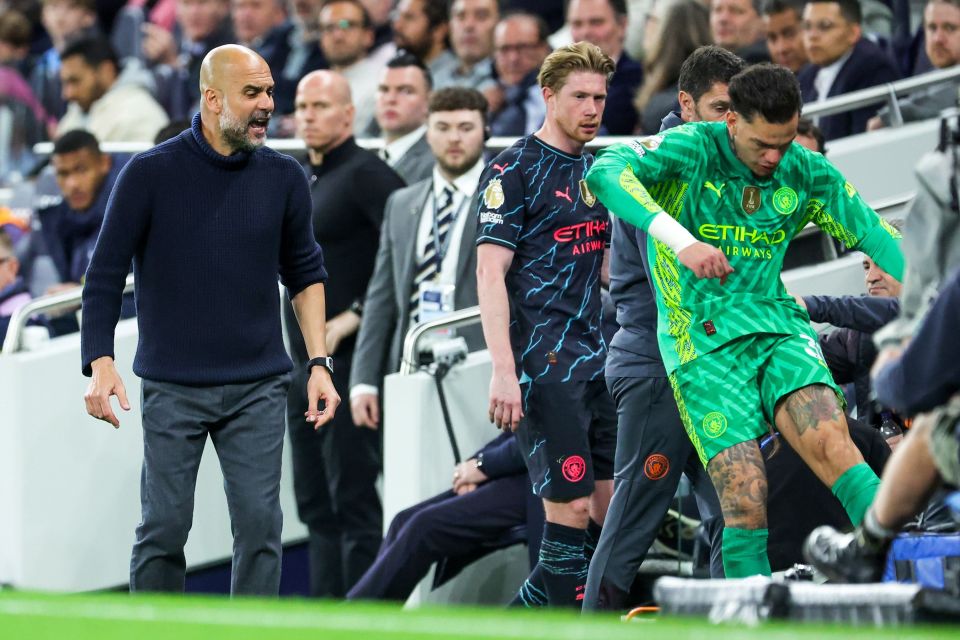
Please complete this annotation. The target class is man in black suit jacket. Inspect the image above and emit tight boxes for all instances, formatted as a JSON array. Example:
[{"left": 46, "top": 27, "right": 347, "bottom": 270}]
[{"left": 798, "top": 0, "right": 900, "bottom": 140}]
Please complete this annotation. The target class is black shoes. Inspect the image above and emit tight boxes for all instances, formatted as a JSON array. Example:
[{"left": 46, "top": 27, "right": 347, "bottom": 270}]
[{"left": 803, "top": 525, "right": 889, "bottom": 583}]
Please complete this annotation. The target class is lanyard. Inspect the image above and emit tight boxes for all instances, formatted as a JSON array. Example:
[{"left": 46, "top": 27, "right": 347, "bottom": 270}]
[{"left": 430, "top": 183, "right": 468, "bottom": 267}]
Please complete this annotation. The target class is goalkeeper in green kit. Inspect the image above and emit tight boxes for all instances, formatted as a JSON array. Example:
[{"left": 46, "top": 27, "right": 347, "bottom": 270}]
[{"left": 585, "top": 64, "right": 904, "bottom": 578}]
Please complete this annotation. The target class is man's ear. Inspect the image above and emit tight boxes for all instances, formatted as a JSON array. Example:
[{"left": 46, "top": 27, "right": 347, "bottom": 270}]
[
  {"left": 678, "top": 90, "right": 694, "bottom": 121},
  {"left": 204, "top": 87, "right": 222, "bottom": 114}
]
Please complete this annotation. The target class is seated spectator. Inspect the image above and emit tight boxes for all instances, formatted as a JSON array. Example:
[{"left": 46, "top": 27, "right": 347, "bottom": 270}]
[
  {"left": 360, "top": 0, "right": 394, "bottom": 50},
  {"left": 799, "top": 256, "right": 902, "bottom": 428},
  {"left": 488, "top": 11, "right": 550, "bottom": 137},
  {"left": 869, "top": 0, "right": 960, "bottom": 130},
  {"left": 318, "top": 0, "right": 390, "bottom": 134},
  {"left": 269, "top": 0, "right": 328, "bottom": 134},
  {"left": 232, "top": 0, "right": 292, "bottom": 71},
  {"left": 375, "top": 53, "right": 435, "bottom": 184},
  {"left": 566, "top": 0, "right": 642, "bottom": 135},
  {"left": 346, "top": 433, "right": 543, "bottom": 602},
  {"left": 798, "top": 0, "right": 900, "bottom": 141},
  {"left": 762, "top": 0, "right": 809, "bottom": 72},
  {"left": 0, "top": 229, "right": 32, "bottom": 343},
  {"left": 57, "top": 36, "right": 169, "bottom": 141},
  {"left": 634, "top": 0, "right": 711, "bottom": 134},
  {"left": 432, "top": 0, "right": 498, "bottom": 96},
  {"left": 141, "top": 0, "right": 233, "bottom": 120},
  {"left": 0, "top": 9, "right": 35, "bottom": 79},
  {"left": 710, "top": 0, "right": 771, "bottom": 63},
  {"left": 37, "top": 130, "right": 116, "bottom": 295},
  {"left": 391, "top": 0, "right": 457, "bottom": 80},
  {"left": 30, "top": 0, "right": 100, "bottom": 120},
  {"left": 795, "top": 116, "right": 825, "bottom": 151}
]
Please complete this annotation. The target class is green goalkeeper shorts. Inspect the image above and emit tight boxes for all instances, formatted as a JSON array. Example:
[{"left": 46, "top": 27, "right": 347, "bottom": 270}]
[{"left": 668, "top": 330, "right": 844, "bottom": 467}]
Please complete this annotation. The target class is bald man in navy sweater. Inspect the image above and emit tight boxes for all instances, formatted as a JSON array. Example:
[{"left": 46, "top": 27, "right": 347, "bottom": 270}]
[{"left": 80, "top": 44, "right": 340, "bottom": 596}]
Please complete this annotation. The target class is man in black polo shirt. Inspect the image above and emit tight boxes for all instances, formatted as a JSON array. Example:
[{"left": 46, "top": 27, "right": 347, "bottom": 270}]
[
  {"left": 476, "top": 41, "right": 617, "bottom": 607},
  {"left": 287, "top": 69, "right": 405, "bottom": 597}
]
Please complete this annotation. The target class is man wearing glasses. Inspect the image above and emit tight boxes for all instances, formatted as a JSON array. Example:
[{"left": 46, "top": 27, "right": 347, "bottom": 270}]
[
  {"left": 488, "top": 11, "right": 551, "bottom": 136},
  {"left": 318, "top": 0, "right": 394, "bottom": 134},
  {"left": 797, "top": 0, "right": 899, "bottom": 141}
]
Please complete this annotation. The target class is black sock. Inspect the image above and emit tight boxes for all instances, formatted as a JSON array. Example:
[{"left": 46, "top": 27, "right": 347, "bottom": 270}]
[
  {"left": 538, "top": 522, "right": 587, "bottom": 607},
  {"left": 584, "top": 518, "right": 602, "bottom": 562},
  {"left": 511, "top": 565, "right": 546, "bottom": 607}
]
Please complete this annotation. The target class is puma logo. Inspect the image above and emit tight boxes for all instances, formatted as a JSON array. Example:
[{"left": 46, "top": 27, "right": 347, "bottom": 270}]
[
  {"left": 704, "top": 181, "right": 726, "bottom": 198},
  {"left": 555, "top": 187, "right": 573, "bottom": 203},
  {"left": 492, "top": 162, "right": 508, "bottom": 174}
]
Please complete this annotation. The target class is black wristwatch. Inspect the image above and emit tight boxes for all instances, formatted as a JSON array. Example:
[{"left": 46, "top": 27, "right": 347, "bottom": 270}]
[
  {"left": 475, "top": 452, "right": 485, "bottom": 472},
  {"left": 307, "top": 356, "right": 335, "bottom": 376}
]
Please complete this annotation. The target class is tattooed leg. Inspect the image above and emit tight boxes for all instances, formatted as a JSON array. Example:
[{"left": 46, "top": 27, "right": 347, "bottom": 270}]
[
  {"left": 775, "top": 384, "right": 865, "bottom": 487},
  {"left": 707, "top": 440, "right": 768, "bottom": 530}
]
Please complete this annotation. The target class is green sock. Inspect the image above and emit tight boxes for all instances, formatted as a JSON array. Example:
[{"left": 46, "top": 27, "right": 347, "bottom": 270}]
[
  {"left": 831, "top": 463, "right": 881, "bottom": 526},
  {"left": 722, "top": 527, "right": 771, "bottom": 577}
]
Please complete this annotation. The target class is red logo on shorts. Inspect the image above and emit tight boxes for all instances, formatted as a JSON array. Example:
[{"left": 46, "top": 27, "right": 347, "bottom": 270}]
[
  {"left": 644, "top": 453, "right": 670, "bottom": 480},
  {"left": 562, "top": 455, "right": 587, "bottom": 482}
]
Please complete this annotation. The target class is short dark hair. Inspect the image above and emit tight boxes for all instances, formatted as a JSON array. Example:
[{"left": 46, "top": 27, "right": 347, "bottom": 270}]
[
  {"left": 761, "top": 0, "right": 804, "bottom": 17},
  {"left": 564, "top": 0, "right": 627, "bottom": 18},
  {"left": 796, "top": 117, "right": 824, "bottom": 152},
  {"left": 422, "top": 0, "right": 450, "bottom": 28},
  {"left": 52, "top": 129, "right": 101, "bottom": 156},
  {"left": 805, "top": 0, "right": 862, "bottom": 24},
  {"left": 0, "top": 10, "right": 32, "bottom": 48},
  {"left": 677, "top": 45, "right": 747, "bottom": 101},
  {"left": 729, "top": 63, "right": 802, "bottom": 123},
  {"left": 428, "top": 86, "right": 489, "bottom": 125},
  {"left": 387, "top": 51, "right": 434, "bottom": 89},
  {"left": 499, "top": 10, "right": 551, "bottom": 43},
  {"left": 320, "top": 0, "right": 371, "bottom": 28},
  {"left": 60, "top": 36, "right": 119, "bottom": 72}
]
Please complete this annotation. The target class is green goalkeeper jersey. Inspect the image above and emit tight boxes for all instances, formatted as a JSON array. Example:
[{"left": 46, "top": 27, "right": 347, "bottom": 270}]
[{"left": 585, "top": 120, "right": 904, "bottom": 374}]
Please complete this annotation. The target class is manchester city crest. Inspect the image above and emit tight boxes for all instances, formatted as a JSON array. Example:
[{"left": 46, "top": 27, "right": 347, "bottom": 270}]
[
  {"left": 579, "top": 179, "right": 597, "bottom": 207},
  {"left": 483, "top": 178, "right": 505, "bottom": 210},
  {"left": 772, "top": 186, "right": 798, "bottom": 215}
]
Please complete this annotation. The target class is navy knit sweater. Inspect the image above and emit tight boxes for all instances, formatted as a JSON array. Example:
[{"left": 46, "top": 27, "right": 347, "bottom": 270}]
[{"left": 81, "top": 113, "right": 327, "bottom": 385}]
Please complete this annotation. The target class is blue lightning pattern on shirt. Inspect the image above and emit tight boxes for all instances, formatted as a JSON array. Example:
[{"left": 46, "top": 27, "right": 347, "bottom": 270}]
[{"left": 476, "top": 135, "right": 609, "bottom": 384}]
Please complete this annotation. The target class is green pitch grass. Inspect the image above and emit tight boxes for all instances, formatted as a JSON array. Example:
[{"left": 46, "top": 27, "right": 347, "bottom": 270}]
[{"left": 0, "top": 591, "right": 956, "bottom": 639}]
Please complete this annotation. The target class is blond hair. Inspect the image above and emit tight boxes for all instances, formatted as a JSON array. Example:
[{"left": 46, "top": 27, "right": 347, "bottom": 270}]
[{"left": 537, "top": 41, "right": 615, "bottom": 94}]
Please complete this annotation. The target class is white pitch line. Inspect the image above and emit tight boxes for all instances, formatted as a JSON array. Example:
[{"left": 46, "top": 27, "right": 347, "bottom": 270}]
[{"left": 0, "top": 598, "right": 641, "bottom": 640}]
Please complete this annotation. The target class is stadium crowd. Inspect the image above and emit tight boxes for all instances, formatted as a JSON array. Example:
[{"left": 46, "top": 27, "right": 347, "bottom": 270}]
[{"left": 0, "top": 0, "right": 959, "bottom": 614}]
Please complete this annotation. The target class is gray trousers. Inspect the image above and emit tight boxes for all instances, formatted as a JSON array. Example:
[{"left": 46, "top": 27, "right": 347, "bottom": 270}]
[
  {"left": 130, "top": 373, "right": 290, "bottom": 595},
  {"left": 583, "top": 376, "right": 725, "bottom": 610}
]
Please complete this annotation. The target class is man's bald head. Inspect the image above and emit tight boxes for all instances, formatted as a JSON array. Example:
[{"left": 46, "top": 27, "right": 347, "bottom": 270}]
[
  {"left": 199, "top": 44, "right": 275, "bottom": 155},
  {"left": 295, "top": 70, "right": 356, "bottom": 160},
  {"left": 297, "top": 69, "right": 353, "bottom": 106},
  {"left": 200, "top": 43, "right": 269, "bottom": 94}
]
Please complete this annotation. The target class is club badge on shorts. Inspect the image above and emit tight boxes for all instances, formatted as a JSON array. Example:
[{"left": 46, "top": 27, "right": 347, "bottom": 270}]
[
  {"left": 483, "top": 178, "right": 505, "bottom": 210},
  {"left": 741, "top": 186, "right": 761, "bottom": 214},
  {"left": 579, "top": 179, "right": 597, "bottom": 207}
]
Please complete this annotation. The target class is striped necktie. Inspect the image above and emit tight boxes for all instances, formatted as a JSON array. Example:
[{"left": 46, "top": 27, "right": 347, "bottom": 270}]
[{"left": 409, "top": 184, "right": 456, "bottom": 325}]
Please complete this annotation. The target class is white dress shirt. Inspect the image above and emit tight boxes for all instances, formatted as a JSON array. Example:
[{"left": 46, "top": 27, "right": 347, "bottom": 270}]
[{"left": 349, "top": 158, "right": 485, "bottom": 400}]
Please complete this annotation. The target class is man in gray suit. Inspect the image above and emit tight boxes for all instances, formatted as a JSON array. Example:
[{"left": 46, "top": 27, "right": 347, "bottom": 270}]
[
  {"left": 350, "top": 86, "right": 488, "bottom": 428},
  {"left": 375, "top": 52, "right": 436, "bottom": 184}
]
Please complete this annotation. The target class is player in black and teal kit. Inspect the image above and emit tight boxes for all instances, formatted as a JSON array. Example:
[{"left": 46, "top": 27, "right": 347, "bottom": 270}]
[
  {"left": 476, "top": 42, "right": 617, "bottom": 607},
  {"left": 586, "top": 64, "right": 904, "bottom": 578}
]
